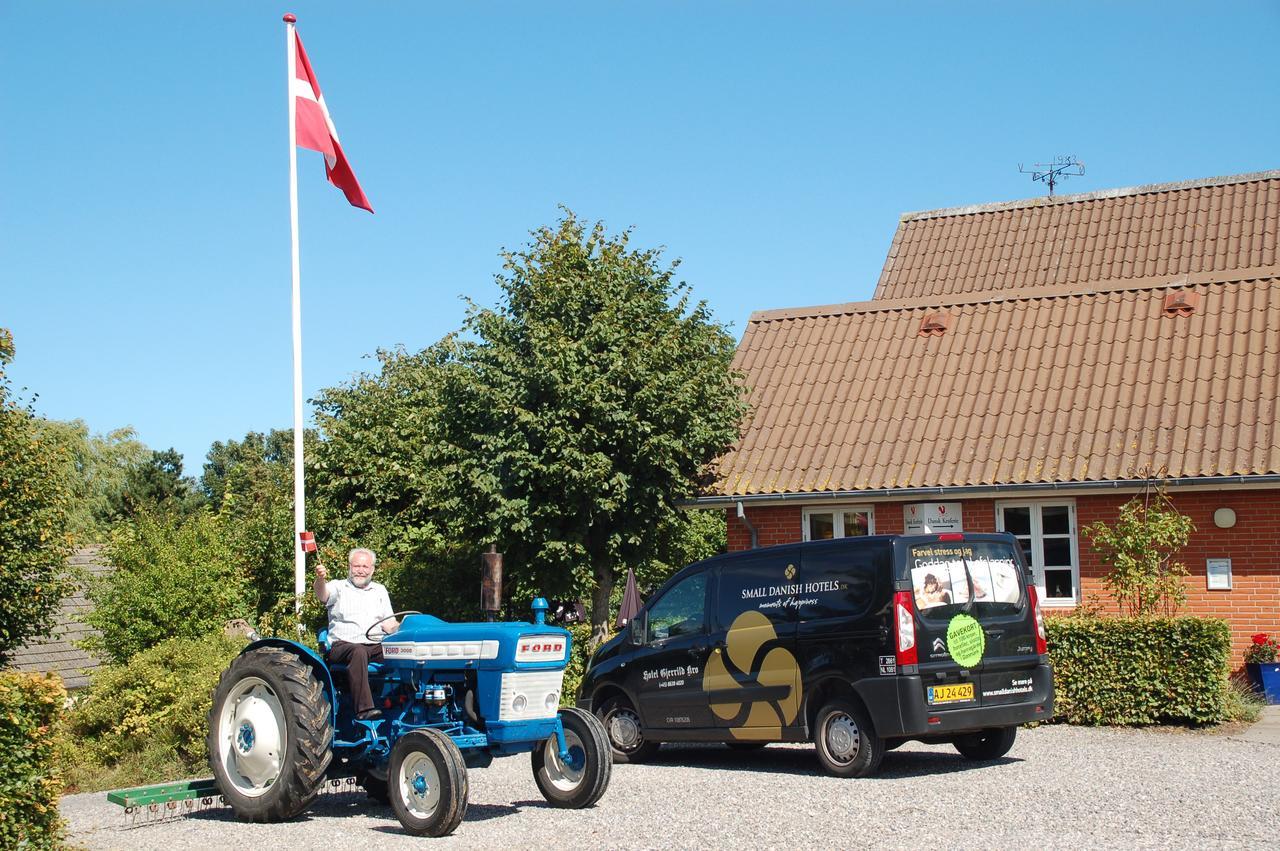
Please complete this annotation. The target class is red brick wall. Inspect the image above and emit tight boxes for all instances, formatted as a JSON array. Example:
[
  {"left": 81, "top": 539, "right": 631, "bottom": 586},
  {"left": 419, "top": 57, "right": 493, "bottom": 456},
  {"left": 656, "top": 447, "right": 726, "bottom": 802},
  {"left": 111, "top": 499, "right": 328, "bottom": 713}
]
[{"left": 726, "top": 489, "right": 1280, "bottom": 666}]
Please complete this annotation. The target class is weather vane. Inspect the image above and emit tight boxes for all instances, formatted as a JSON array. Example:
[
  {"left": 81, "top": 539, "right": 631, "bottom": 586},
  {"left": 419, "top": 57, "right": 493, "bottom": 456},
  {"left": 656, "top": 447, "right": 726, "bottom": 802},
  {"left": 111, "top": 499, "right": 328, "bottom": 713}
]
[{"left": 1018, "top": 155, "right": 1086, "bottom": 197}]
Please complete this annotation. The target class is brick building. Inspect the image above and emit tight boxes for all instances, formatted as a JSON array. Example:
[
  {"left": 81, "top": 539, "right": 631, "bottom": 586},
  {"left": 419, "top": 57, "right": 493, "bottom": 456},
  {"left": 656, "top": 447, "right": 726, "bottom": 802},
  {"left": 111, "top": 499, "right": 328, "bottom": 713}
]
[{"left": 698, "top": 171, "right": 1280, "bottom": 663}]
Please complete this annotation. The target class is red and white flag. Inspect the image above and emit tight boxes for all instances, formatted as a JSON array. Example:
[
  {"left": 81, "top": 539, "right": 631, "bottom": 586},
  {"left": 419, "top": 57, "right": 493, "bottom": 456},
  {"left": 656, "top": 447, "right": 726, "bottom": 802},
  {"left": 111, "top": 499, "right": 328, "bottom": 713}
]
[{"left": 290, "top": 30, "right": 373, "bottom": 213}]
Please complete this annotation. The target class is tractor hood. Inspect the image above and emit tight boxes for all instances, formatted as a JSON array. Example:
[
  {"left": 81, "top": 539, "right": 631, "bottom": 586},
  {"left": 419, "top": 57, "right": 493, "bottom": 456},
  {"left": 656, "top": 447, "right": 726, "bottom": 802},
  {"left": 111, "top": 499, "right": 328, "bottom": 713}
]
[{"left": 380, "top": 614, "right": 571, "bottom": 672}]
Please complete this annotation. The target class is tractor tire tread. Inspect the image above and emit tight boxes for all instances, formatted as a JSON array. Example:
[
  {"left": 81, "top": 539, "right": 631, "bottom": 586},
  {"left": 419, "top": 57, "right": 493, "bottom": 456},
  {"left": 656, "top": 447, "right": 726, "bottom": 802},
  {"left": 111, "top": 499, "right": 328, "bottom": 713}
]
[{"left": 206, "top": 646, "right": 333, "bottom": 822}]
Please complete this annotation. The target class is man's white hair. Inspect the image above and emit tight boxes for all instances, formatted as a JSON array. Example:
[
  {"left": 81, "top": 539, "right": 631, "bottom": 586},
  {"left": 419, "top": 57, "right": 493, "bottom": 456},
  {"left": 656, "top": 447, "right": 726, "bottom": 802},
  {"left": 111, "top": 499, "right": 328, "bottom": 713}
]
[{"left": 348, "top": 547, "right": 377, "bottom": 567}]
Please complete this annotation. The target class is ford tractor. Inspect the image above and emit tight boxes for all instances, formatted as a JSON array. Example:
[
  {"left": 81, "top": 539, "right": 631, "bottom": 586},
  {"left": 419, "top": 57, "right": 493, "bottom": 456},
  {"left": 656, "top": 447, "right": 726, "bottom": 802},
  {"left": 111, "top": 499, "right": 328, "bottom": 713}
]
[{"left": 206, "top": 599, "right": 611, "bottom": 837}]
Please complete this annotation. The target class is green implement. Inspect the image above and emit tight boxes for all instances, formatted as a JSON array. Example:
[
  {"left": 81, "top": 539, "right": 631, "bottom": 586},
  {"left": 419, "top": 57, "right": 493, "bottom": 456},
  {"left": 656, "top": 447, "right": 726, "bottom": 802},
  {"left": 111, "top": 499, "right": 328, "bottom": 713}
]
[{"left": 107, "top": 778, "right": 220, "bottom": 808}]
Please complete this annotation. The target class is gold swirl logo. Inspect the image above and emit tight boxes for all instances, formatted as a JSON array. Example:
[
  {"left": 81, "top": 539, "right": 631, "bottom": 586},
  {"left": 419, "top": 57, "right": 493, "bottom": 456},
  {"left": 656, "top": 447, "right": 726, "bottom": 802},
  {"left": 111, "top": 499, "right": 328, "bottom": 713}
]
[{"left": 703, "top": 611, "right": 801, "bottom": 741}]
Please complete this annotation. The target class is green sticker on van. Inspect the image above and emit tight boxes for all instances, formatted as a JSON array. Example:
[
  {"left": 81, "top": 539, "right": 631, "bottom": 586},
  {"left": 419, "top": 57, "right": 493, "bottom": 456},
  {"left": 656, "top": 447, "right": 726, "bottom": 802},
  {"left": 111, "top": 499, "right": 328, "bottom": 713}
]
[{"left": 946, "top": 614, "right": 985, "bottom": 667}]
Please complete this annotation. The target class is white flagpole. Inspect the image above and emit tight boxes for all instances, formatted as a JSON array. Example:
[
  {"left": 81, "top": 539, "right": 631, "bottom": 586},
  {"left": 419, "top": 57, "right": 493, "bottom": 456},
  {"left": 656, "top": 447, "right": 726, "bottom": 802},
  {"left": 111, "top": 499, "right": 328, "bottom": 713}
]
[{"left": 285, "top": 13, "right": 306, "bottom": 613}]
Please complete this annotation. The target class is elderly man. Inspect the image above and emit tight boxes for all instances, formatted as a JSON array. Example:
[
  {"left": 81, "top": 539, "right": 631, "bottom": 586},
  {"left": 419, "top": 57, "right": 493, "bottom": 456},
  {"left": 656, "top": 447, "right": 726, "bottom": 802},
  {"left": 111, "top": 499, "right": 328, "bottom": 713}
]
[{"left": 314, "top": 548, "right": 399, "bottom": 720}]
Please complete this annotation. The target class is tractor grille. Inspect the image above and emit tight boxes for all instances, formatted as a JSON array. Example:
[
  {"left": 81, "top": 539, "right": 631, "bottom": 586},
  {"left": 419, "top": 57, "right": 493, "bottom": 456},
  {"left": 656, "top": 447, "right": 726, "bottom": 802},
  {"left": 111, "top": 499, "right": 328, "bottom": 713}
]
[{"left": 497, "top": 671, "right": 565, "bottom": 721}]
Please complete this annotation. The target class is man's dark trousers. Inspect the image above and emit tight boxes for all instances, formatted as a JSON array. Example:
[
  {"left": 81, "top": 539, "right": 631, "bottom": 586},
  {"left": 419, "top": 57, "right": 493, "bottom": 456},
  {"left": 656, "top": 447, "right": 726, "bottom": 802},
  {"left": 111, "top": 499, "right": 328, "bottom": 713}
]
[{"left": 328, "top": 640, "right": 385, "bottom": 714}]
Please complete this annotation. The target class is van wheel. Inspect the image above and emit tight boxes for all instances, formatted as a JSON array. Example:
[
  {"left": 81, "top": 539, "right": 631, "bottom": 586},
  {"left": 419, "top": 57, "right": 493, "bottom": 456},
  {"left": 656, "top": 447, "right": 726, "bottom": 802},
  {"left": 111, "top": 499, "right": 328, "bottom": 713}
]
[
  {"left": 814, "top": 699, "right": 884, "bottom": 778},
  {"left": 597, "top": 697, "right": 659, "bottom": 763},
  {"left": 954, "top": 726, "right": 1017, "bottom": 760}
]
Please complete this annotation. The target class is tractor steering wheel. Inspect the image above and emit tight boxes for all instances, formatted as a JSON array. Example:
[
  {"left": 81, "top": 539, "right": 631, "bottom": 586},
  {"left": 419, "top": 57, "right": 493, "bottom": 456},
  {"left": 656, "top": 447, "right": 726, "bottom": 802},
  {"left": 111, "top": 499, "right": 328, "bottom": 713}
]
[{"left": 365, "top": 610, "right": 422, "bottom": 643}]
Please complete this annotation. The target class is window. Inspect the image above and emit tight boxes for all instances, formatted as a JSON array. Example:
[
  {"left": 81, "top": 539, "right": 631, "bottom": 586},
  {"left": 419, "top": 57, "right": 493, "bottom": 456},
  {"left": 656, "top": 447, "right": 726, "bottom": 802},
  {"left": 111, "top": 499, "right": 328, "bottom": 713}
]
[
  {"left": 996, "top": 501, "right": 1078, "bottom": 606},
  {"left": 646, "top": 572, "right": 708, "bottom": 643},
  {"left": 714, "top": 547, "right": 801, "bottom": 632},
  {"left": 802, "top": 505, "right": 874, "bottom": 541}
]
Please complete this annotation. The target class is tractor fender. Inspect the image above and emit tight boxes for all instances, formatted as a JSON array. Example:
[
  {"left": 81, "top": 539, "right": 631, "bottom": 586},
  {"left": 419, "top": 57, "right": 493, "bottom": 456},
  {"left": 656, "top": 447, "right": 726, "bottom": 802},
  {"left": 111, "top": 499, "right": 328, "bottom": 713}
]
[{"left": 241, "top": 638, "right": 338, "bottom": 727}]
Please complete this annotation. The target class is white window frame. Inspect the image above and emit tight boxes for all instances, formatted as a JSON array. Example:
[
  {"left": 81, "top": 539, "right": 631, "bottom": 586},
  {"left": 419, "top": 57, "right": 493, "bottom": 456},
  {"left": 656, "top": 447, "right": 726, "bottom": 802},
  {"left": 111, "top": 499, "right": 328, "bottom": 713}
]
[
  {"left": 995, "top": 500, "right": 1079, "bottom": 607},
  {"left": 801, "top": 505, "right": 876, "bottom": 541}
]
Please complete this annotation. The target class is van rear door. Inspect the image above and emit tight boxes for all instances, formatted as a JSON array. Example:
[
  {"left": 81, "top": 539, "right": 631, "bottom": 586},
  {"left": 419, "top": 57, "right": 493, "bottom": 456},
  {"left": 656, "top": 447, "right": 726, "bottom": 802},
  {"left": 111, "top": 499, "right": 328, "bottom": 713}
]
[{"left": 901, "top": 535, "right": 1040, "bottom": 709}]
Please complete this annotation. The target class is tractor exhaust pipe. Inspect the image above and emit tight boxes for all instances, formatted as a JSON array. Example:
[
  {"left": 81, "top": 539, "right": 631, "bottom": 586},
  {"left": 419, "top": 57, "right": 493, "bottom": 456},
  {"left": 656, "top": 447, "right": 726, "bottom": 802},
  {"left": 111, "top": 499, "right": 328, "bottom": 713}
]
[{"left": 480, "top": 544, "right": 503, "bottom": 622}]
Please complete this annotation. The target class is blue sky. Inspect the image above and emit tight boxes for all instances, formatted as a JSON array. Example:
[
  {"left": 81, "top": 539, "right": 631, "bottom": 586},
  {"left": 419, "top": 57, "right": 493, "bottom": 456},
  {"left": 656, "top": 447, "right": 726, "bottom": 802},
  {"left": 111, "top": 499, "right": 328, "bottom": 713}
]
[{"left": 4, "top": 1, "right": 1278, "bottom": 473}]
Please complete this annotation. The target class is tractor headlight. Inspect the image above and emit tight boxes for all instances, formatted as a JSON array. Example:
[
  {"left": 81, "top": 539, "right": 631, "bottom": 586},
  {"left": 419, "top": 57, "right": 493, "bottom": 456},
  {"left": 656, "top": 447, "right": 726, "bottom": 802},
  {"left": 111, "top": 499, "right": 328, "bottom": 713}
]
[
  {"left": 512, "top": 694, "right": 527, "bottom": 714},
  {"left": 544, "top": 692, "right": 559, "bottom": 711}
]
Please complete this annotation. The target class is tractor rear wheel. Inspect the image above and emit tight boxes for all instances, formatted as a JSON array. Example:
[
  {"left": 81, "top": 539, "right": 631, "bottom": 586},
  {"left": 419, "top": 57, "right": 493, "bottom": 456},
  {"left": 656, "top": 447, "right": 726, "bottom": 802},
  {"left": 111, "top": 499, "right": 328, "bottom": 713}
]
[
  {"left": 532, "top": 707, "right": 612, "bottom": 808},
  {"left": 388, "top": 728, "right": 469, "bottom": 837},
  {"left": 207, "top": 646, "right": 333, "bottom": 821}
]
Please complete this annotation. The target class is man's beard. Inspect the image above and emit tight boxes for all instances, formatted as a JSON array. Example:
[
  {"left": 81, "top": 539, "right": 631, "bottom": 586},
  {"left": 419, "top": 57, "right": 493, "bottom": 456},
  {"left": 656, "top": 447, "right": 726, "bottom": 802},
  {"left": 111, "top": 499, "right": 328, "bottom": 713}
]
[{"left": 349, "top": 572, "right": 372, "bottom": 588}]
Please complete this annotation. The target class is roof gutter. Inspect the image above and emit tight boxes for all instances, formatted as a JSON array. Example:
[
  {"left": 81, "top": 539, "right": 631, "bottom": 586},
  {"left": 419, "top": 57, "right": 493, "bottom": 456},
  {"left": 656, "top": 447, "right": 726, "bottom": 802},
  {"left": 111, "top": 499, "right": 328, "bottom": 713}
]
[{"left": 688, "top": 474, "right": 1280, "bottom": 508}]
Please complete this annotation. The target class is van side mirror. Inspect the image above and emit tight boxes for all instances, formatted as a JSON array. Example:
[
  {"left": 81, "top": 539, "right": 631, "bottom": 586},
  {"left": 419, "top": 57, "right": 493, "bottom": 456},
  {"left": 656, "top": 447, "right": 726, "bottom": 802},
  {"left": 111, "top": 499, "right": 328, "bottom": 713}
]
[{"left": 629, "top": 615, "right": 646, "bottom": 645}]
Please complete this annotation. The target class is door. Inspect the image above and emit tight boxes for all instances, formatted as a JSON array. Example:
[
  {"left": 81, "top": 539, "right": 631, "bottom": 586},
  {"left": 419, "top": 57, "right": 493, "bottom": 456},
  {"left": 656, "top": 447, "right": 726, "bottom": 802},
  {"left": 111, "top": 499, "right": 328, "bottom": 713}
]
[
  {"left": 705, "top": 547, "right": 803, "bottom": 740},
  {"left": 626, "top": 570, "right": 716, "bottom": 731},
  {"left": 904, "top": 537, "right": 1038, "bottom": 709}
]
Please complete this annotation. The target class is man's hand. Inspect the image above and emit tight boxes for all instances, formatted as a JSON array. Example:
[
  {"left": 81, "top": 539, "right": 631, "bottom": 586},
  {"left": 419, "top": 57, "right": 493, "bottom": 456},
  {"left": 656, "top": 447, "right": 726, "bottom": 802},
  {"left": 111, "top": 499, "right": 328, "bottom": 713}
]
[{"left": 315, "top": 562, "right": 328, "bottom": 581}]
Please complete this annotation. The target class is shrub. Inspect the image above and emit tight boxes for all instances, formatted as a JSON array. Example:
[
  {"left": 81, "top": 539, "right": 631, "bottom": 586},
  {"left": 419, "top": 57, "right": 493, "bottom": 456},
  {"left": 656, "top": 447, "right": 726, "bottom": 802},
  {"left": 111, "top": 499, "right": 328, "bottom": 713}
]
[
  {"left": 1081, "top": 486, "right": 1193, "bottom": 616},
  {"left": 561, "top": 622, "right": 599, "bottom": 706},
  {"left": 60, "top": 634, "right": 243, "bottom": 793},
  {"left": 83, "top": 511, "right": 252, "bottom": 664},
  {"left": 0, "top": 671, "right": 66, "bottom": 850},
  {"left": 1047, "top": 616, "right": 1230, "bottom": 725}
]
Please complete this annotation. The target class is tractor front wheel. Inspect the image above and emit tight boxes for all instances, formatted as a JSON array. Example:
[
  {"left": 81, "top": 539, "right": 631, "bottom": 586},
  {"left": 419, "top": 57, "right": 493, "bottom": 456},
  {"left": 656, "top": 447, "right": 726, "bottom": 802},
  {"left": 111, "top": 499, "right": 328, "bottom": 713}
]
[
  {"left": 388, "top": 729, "right": 469, "bottom": 837},
  {"left": 532, "top": 707, "right": 612, "bottom": 808},
  {"left": 207, "top": 646, "right": 333, "bottom": 821}
]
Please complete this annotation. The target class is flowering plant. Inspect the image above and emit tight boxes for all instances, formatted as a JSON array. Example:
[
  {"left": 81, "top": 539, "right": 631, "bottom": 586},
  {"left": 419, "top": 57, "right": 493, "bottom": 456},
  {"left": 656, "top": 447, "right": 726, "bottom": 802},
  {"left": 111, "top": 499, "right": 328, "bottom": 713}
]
[{"left": 1244, "top": 633, "right": 1279, "bottom": 665}]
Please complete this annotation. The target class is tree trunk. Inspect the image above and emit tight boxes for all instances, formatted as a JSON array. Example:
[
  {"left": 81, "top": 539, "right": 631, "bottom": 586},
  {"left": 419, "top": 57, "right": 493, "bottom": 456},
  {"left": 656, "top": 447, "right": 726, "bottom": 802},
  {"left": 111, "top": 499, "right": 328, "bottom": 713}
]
[{"left": 589, "top": 564, "right": 615, "bottom": 651}]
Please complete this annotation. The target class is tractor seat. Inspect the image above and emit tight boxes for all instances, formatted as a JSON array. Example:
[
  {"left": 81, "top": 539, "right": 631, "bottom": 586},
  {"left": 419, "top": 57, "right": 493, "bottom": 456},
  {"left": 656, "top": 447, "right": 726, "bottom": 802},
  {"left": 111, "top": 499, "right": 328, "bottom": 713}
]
[{"left": 317, "top": 629, "right": 386, "bottom": 676}]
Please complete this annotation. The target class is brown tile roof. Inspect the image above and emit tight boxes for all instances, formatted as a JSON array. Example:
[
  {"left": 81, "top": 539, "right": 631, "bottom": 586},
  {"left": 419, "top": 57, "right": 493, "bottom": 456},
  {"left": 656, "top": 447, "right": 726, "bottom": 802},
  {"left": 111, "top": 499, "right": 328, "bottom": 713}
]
[
  {"left": 874, "top": 171, "right": 1280, "bottom": 302},
  {"left": 10, "top": 547, "right": 111, "bottom": 689},
  {"left": 713, "top": 272, "right": 1280, "bottom": 497}
]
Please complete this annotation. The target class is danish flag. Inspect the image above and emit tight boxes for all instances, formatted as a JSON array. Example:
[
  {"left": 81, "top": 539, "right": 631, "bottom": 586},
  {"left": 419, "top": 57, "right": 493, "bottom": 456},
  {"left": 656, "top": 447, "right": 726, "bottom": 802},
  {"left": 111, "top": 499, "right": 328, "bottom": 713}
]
[{"left": 290, "top": 29, "right": 373, "bottom": 212}]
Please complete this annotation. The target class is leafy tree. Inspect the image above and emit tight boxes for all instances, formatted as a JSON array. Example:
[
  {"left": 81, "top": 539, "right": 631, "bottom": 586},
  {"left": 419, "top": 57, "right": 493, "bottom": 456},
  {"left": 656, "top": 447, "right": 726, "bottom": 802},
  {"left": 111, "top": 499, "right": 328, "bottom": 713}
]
[
  {"left": 107, "top": 448, "right": 205, "bottom": 521},
  {"left": 1082, "top": 484, "right": 1194, "bottom": 617},
  {"left": 83, "top": 511, "right": 252, "bottom": 664},
  {"left": 201, "top": 430, "right": 293, "bottom": 510},
  {"left": 36, "top": 420, "right": 150, "bottom": 543},
  {"left": 432, "top": 212, "right": 746, "bottom": 644},
  {"left": 204, "top": 429, "right": 314, "bottom": 614},
  {"left": 0, "top": 329, "right": 72, "bottom": 662},
  {"left": 312, "top": 346, "right": 474, "bottom": 619}
]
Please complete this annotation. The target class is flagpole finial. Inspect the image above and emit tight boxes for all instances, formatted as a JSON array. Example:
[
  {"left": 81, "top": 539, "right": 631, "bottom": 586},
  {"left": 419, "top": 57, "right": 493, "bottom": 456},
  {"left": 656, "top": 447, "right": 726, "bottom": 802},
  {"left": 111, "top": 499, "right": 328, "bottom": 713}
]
[{"left": 283, "top": 13, "right": 297, "bottom": 23}]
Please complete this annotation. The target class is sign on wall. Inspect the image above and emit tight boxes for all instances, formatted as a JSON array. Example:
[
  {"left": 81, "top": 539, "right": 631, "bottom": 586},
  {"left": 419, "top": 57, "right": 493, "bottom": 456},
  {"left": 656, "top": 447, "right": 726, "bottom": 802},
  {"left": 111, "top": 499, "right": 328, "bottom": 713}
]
[
  {"left": 1206, "top": 558, "right": 1232, "bottom": 590},
  {"left": 904, "top": 502, "right": 963, "bottom": 534}
]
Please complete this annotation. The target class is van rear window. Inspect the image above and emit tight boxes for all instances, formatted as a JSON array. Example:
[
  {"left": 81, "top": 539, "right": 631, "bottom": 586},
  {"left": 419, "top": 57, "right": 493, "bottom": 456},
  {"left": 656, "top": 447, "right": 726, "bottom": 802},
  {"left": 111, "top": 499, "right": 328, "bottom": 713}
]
[{"left": 908, "top": 541, "right": 1024, "bottom": 618}]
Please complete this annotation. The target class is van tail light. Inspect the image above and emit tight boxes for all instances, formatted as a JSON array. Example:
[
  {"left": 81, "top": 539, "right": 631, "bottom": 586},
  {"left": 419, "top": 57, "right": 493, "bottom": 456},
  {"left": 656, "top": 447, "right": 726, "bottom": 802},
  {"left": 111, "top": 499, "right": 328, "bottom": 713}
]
[
  {"left": 894, "top": 591, "right": 917, "bottom": 666},
  {"left": 1028, "top": 585, "right": 1048, "bottom": 655}
]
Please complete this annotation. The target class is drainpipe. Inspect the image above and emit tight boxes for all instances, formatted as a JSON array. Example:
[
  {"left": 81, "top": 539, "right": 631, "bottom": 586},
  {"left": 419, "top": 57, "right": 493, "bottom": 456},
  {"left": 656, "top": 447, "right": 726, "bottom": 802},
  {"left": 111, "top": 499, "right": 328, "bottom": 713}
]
[{"left": 736, "top": 500, "right": 759, "bottom": 550}]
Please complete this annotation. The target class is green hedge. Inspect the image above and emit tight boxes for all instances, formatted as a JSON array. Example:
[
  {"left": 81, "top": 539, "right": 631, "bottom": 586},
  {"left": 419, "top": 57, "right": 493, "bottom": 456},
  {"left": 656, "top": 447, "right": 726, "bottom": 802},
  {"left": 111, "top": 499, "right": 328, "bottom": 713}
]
[
  {"left": 561, "top": 623, "right": 595, "bottom": 706},
  {"left": 1047, "top": 616, "right": 1230, "bottom": 725},
  {"left": 0, "top": 671, "right": 66, "bottom": 850},
  {"left": 60, "top": 634, "right": 244, "bottom": 793}
]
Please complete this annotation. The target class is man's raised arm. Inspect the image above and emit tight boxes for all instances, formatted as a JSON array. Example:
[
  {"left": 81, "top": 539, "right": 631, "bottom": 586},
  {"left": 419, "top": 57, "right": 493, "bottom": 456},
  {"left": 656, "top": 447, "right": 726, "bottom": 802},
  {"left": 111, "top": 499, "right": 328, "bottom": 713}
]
[{"left": 313, "top": 562, "right": 330, "bottom": 604}]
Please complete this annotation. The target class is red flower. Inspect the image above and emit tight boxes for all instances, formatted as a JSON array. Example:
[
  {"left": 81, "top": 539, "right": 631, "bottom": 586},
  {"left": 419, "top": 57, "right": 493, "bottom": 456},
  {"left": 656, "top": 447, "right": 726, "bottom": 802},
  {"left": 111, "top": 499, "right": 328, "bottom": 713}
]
[{"left": 1252, "top": 633, "right": 1270, "bottom": 645}]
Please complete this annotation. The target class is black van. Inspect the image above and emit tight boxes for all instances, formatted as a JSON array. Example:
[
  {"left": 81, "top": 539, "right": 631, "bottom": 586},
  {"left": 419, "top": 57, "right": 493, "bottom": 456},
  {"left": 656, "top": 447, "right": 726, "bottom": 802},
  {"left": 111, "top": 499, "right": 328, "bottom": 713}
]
[{"left": 577, "top": 532, "right": 1054, "bottom": 777}]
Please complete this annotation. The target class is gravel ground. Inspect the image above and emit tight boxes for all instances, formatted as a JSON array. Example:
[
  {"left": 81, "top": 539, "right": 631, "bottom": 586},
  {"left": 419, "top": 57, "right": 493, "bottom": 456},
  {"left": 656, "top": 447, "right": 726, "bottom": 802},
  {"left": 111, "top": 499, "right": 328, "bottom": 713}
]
[{"left": 62, "top": 724, "right": 1280, "bottom": 850}]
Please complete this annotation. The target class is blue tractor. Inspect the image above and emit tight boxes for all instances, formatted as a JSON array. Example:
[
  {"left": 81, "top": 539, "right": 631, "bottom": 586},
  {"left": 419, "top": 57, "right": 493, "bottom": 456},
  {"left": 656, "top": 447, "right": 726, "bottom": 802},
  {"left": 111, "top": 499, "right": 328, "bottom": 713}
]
[{"left": 205, "top": 600, "right": 611, "bottom": 836}]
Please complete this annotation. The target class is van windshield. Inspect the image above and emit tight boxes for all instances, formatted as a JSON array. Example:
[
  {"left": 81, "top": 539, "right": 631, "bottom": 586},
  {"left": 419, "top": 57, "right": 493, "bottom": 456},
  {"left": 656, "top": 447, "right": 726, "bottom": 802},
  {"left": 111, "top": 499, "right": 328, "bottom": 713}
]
[{"left": 907, "top": 541, "right": 1024, "bottom": 619}]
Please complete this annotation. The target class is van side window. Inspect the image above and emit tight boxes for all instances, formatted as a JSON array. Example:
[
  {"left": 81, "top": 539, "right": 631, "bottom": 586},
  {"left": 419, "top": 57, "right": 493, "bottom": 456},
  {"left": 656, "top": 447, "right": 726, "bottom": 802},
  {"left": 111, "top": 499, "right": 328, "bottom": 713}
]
[
  {"left": 646, "top": 572, "right": 707, "bottom": 643},
  {"left": 800, "top": 541, "right": 888, "bottom": 620},
  {"left": 714, "top": 547, "right": 801, "bottom": 630}
]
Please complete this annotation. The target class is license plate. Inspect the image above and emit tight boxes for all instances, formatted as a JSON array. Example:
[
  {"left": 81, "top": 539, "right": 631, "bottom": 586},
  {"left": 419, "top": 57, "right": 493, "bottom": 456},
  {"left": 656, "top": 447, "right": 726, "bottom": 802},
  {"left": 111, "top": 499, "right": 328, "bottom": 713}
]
[{"left": 927, "top": 683, "right": 975, "bottom": 704}]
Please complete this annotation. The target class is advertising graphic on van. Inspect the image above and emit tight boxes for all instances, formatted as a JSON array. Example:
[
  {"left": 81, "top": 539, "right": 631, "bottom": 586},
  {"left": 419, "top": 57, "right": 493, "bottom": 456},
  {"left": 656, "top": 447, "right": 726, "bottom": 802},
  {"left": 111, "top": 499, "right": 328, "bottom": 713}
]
[
  {"left": 945, "top": 614, "right": 985, "bottom": 667},
  {"left": 910, "top": 544, "right": 1021, "bottom": 611},
  {"left": 704, "top": 611, "right": 801, "bottom": 741}
]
